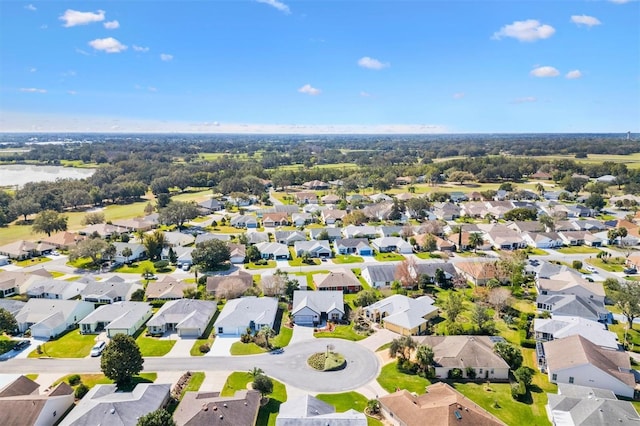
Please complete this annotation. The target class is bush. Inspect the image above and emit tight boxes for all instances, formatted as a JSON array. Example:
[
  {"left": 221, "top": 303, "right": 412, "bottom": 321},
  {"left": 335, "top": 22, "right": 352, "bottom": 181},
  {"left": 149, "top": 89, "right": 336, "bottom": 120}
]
[
  {"left": 448, "top": 368, "right": 463, "bottom": 379},
  {"left": 520, "top": 339, "right": 537, "bottom": 349},
  {"left": 398, "top": 359, "right": 418, "bottom": 374},
  {"left": 465, "top": 367, "right": 476, "bottom": 379},
  {"left": 153, "top": 260, "right": 170, "bottom": 272},
  {"left": 68, "top": 374, "right": 81, "bottom": 386},
  {"left": 75, "top": 383, "right": 89, "bottom": 399},
  {"left": 511, "top": 380, "right": 527, "bottom": 401},
  {"left": 572, "top": 260, "right": 583, "bottom": 270},
  {"left": 199, "top": 344, "right": 210, "bottom": 354},
  {"left": 240, "top": 333, "right": 253, "bottom": 343},
  {"left": 307, "top": 352, "right": 326, "bottom": 370}
]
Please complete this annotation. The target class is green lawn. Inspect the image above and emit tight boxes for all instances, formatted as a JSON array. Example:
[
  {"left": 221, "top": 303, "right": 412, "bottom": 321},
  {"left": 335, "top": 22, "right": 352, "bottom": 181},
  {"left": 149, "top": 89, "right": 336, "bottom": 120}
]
[
  {"left": 586, "top": 257, "right": 626, "bottom": 272},
  {"left": 53, "top": 372, "right": 157, "bottom": 392},
  {"left": 25, "top": 374, "right": 39, "bottom": 381},
  {"left": 66, "top": 256, "right": 99, "bottom": 270},
  {"left": 272, "top": 324, "right": 293, "bottom": 348},
  {"left": 351, "top": 268, "right": 371, "bottom": 290},
  {"left": 316, "top": 392, "right": 383, "bottom": 426},
  {"left": 135, "top": 333, "right": 176, "bottom": 357},
  {"left": 374, "top": 252, "right": 405, "bottom": 262},
  {"left": 609, "top": 322, "right": 640, "bottom": 352},
  {"left": 414, "top": 252, "right": 443, "bottom": 260},
  {"left": 333, "top": 254, "right": 364, "bottom": 264},
  {"left": 377, "top": 361, "right": 431, "bottom": 394},
  {"left": 556, "top": 246, "right": 602, "bottom": 254},
  {"left": 115, "top": 260, "right": 176, "bottom": 274},
  {"left": 246, "top": 260, "right": 277, "bottom": 270},
  {"left": 48, "top": 271, "right": 65, "bottom": 278},
  {"left": 184, "top": 371, "right": 205, "bottom": 393},
  {"left": 230, "top": 341, "right": 267, "bottom": 355},
  {"left": 315, "top": 324, "right": 367, "bottom": 341},
  {"left": 190, "top": 309, "right": 220, "bottom": 356},
  {"left": 15, "top": 257, "right": 51, "bottom": 267},
  {"left": 288, "top": 257, "right": 321, "bottom": 267},
  {"left": 221, "top": 371, "right": 287, "bottom": 426},
  {"left": 0, "top": 335, "right": 16, "bottom": 355},
  {"left": 28, "top": 329, "right": 97, "bottom": 358},
  {"left": 523, "top": 248, "right": 548, "bottom": 256}
]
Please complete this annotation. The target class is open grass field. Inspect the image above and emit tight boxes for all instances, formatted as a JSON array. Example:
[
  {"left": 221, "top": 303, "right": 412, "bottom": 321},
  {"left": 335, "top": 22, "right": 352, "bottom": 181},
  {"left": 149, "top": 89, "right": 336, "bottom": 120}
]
[
  {"left": 28, "top": 329, "right": 97, "bottom": 358},
  {"left": 523, "top": 153, "right": 640, "bottom": 169}
]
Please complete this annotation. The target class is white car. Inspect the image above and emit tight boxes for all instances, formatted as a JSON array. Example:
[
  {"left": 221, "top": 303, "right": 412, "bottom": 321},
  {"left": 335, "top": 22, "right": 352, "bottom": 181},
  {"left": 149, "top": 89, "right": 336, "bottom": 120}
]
[
  {"left": 90, "top": 341, "right": 106, "bottom": 357},
  {"left": 182, "top": 264, "right": 190, "bottom": 271}
]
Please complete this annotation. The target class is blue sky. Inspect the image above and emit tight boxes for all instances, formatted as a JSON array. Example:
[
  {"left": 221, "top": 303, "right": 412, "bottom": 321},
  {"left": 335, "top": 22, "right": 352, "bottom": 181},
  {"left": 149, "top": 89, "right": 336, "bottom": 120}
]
[{"left": 0, "top": 0, "right": 638, "bottom": 133}]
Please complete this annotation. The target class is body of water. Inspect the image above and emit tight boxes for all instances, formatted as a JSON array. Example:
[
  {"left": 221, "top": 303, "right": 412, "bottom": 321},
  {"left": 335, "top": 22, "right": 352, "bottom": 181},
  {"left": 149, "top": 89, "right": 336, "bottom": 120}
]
[{"left": 0, "top": 164, "right": 95, "bottom": 188}]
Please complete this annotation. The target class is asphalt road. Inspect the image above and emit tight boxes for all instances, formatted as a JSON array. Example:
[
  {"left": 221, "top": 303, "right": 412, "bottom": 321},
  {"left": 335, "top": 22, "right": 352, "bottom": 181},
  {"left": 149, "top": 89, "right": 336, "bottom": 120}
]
[{"left": 0, "top": 338, "right": 379, "bottom": 393}]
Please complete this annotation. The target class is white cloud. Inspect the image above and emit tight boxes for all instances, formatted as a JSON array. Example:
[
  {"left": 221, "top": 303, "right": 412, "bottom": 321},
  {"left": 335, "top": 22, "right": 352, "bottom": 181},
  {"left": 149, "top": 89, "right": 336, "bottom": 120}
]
[
  {"left": 453, "top": 92, "right": 465, "bottom": 99},
  {"left": 133, "top": 45, "right": 149, "bottom": 53},
  {"left": 512, "top": 97, "right": 537, "bottom": 104},
  {"left": 530, "top": 66, "right": 560, "bottom": 77},
  {"left": 148, "top": 87, "right": 158, "bottom": 92},
  {"left": 566, "top": 70, "right": 583, "bottom": 79},
  {"left": 104, "top": 20, "right": 120, "bottom": 29},
  {"left": 609, "top": 0, "right": 634, "bottom": 3},
  {"left": 360, "top": 91, "right": 372, "bottom": 97},
  {"left": 25, "top": 4, "right": 36, "bottom": 11},
  {"left": 571, "top": 15, "right": 601, "bottom": 27},
  {"left": 492, "top": 19, "right": 555, "bottom": 42},
  {"left": 256, "top": 0, "right": 290, "bottom": 14},
  {"left": 298, "top": 84, "right": 321, "bottom": 95},
  {"left": 67, "top": 90, "right": 77, "bottom": 95},
  {"left": 29, "top": 67, "right": 37, "bottom": 73},
  {"left": 59, "top": 9, "right": 105, "bottom": 27},
  {"left": 160, "top": 53, "right": 173, "bottom": 61},
  {"left": 88, "top": 37, "right": 127, "bottom": 53},
  {"left": 358, "top": 56, "right": 389, "bottom": 70},
  {"left": 20, "top": 88, "right": 47, "bottom": 93},
  {"left": 40, "top": 24, "right": 48, "bottom": 30}
]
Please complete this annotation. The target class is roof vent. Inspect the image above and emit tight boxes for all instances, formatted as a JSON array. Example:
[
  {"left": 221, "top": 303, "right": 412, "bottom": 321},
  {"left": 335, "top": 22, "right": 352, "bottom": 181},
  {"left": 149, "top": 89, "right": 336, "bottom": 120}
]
[
  {"left": 219, "top": 415, "right": 224, "bottom": 420},
  {"left": 110, "top": 409, "right": 116, "bottom": 414},
  {"left": 244, "top": 402, "right": 248, "bottom": 406},
  {"left": 223, "top": 403, "right": 227, "bottom": 408},
  {"left": 213, "top": 406, "right": 217, "bottom": 411}
]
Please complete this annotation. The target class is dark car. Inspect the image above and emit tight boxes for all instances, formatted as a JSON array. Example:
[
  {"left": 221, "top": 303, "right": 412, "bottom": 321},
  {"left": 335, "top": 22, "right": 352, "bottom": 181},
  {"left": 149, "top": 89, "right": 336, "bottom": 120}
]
[
  {"left": 269, "top": 348, "right": 284, "bottom": 355},
  {"left": 624, "top": 268, "right": 637, "bottom": 275},
  {"left": 13, "top": 340, "right": 30, "bottom": 351}
]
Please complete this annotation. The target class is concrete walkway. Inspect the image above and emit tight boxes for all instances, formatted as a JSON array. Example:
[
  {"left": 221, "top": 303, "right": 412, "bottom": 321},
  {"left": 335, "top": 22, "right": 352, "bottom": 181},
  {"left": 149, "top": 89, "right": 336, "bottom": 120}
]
[
  {"left": 288, "top": 325, "right": 314, "bottom": 346},
  {"left": 199, "top": 370, "right": 232, "bottom": 392},
  {"left": 357, "top": 328, "right": 396, "bottom": 352},
  {"left": 165, "top": 336, "right": 196, "bottom": 358},
  {"left": 207, "top": 336, "right": 240, "bottom": 356}
]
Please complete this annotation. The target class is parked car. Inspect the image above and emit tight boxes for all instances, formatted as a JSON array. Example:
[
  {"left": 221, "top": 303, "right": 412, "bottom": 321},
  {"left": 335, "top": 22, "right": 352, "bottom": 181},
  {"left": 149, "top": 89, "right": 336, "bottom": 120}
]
[
  {"left": 182, "top": 264, "right": 191, "bottom": 271},
  {"left": 90, "top": 341, "right": 107, "bottom": 357},
  {"left": 624, "top": 268, "right": 638, "bottom": 275},
  {"left": 13, "top": 340, "right": 30, "bottom": 351}
]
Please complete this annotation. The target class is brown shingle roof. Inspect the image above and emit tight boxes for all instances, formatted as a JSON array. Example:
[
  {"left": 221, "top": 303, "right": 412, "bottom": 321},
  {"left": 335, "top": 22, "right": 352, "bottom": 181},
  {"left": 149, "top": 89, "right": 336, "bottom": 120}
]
[
  {"left": 0, "top": 376, "right": 39, "bottom": 397},
  {"left": 173, "top": 390, "right": 261, "bottom": 426},
  {"left": 416, "top": 336, "right": 510, "bottom": 370}
]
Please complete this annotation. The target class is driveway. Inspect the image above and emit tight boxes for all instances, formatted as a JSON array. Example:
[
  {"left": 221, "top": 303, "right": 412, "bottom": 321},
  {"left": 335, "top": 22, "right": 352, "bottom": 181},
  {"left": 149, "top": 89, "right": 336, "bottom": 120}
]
[
  {"left": 164, "top": 335, "right": 196, "bottom": 358},
  {"left": 207, "top": 336, "right": 240, "bottom": 356},
  {"left": 288, "top": 325, "right": 314, "bottom": 346},
  {"left": 357, "top": 328, "right": 397, "bottom": 352}
]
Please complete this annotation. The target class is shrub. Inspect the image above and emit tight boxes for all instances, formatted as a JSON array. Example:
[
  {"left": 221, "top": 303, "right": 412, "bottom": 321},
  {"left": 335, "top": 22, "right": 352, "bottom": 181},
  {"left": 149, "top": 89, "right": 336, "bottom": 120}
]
[
  {"left": 520, "top": 339, "right": 537, "bottom": 349},
  {"left": 511, "top": 380, "right": 527, "bottom": 401},
  {"left": 75, "top": 383, "right": 89, "bottom": 399},
  {"left": 240, "top": 333, "right": 253, "bottom": 343},
  {"left": 398, "top": 359, "right": 418, "bottom": 374},
  {"left": 307, "top": 352, "right": 326, "bottom": 370},
  {"left": 448, "top": 368, "right": 463, "bottom": 379},
  {"left": 572, "top": 260, "right": 583, "bottom": 270},
  {"left": 465, "top": 367, "right": 477, "bottom": 379},
  {"left": 153, "top": 260, "right": 170, "bottom": 272},
  {"left": 199, "top": 344, "right": 210, "bottom": 354},
  {"left": 68, "top": 374, "right": 81, "bottom": 386}
]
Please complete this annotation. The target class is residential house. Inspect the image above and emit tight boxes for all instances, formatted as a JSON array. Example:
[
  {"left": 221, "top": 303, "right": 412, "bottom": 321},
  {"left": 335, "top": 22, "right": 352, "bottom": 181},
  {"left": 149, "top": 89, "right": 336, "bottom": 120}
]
[
  {"left": 546, "top": 383, "right": 640, "bottom": 426},
  {"left": 302, "top": 203, "right": 323, "bottom": 214},
  {"left": 111, "top": 217, "right": 154, "bottom": 233},
  {"left": 294, "top": 240, "right": 331, "bottom": 258},
  {"left": 0, "top": 240, "right": 56, "bottom": 260},
  {"left": 146, "top": 276, "right": 196, "bottom": 300},
  {"left": 377, "top": 225, "right": 406, "bottom": 238},
  {"left": 370, "top": 193, "right": 393, "bottom": 203},
  {"left": 0, "top": 255, "right": 7, "bottom": 267},
  {"left": 0, "top": 375, "right": 39, "bottom": 397},
  {"left": 416, "top": 335, "right": 510, "bottom": 380},
  {"left": 246, "top": 231, "right": 269, "bottom": 244},
  {"left": 77, "top": 223, "right": 126, "bottom": 239},
  {"left": 147, "top": 299, "right": 217, "bottom": 337},
  {"left": 0, "top": 269, "right": 51, "bottom": 298},
  {"left": 433, "top": 202, "right": 460, "bottom": 220},
  {"left": 541, "top": 335, "right": 637, "bottom": 398},
  {"left": 161, "top": 246, "right": 194, "bottom": 267},
  {"left": 291, "top": 212, "right": 313, "bottom": 226},
  {"left": 536, "top": 294, "right": 610, "bottom": 323},
  {"left": 362, "top": 202, "right": 395, "bottom": 221},
  {"left": 206, "top": 270, "right": 254, "bottom": 299},
  {"left": 321, "top": 209, "right": 347, "bottom": 225},
  {"left": 81, "top": 277, "right": 140, "bottom": 304},
  {"left": 523, "top": 232, "right": 563, "bottom": 249},
  {"left": 321, "top": 194, "right": 341, "bottom": 205},
  {"left": 79, "top": 301, "right": 152, "bottom": 337},
  {"left": 195, "top": 233, "right": 231, "bottom": 244},
  {"left": 274, "top": 231, "right": 307, "bottom": 246},
  {"left": 303, "top": 180, "right": 329, "bottom": 190},
  {"left": 508, "top": 221, "right": 546, "bottom": 234},
  {"left": 59, "top": 383, "right": 171, "bottom": 426},
  {"left": 0, "top": 299, "right": 26, "bottom": 317},
  {"left": 334, "top": 238, "right": 373, "bottom": 256},
  {"left": 346, "top": 194, "right": 366, "bottom": 204},
  {"left": 230, "top": 215, "right": 258, "bottom": 229},
  {"left": 309, "top": 227, "right": 343, "bottom": 241},
  {"left": 26, "top": 279, "right": 86, "bottom": 300},
  {"left": 0, "top": 378, "right": 74, "bottom": 426},
  {"left": 276, "top": 394, "right": 367, "bottom": 426},
  {"left": 262, "top": 212, "right": 290, "bottom": 228},
  {"left": 198, "top": 198, "right": 224, "bottom": 212},
  {"left": 414, "top": 262, "right": 458, "bottom": 284},
  {"left": 627, "top": 252, "right": 640, "bottom": 270},
  {"left": 42, "top": 231, "right": 86, "bottom": 250},
  {"left": 214, "top": 296, "right": 278, "bottom": 335},
  {"left": 342, "top": 225, "right": 378, "bottom": 239},
  {"left": 174, "top": 390, "right": 261, "bottom": 426},
  {"left": 454, "top": 261, "right": 507, "bottom": 286},
  {"left": 534, "top": 316, "right": 619, "bottom": 349},
  {"left": 274, "top": 205, "right": 300, "bottom": 215},
  {"left": 291, "top": 290, "right": 344, "bottom": 325},
  {"left": 261, "top": 272, "right": 306, "bottom": 296},
  {"left": 313, "top": 269, "right": 362, "bottom": 293},
  {"left": 371, "top": 237, "right": 413, "bottom": 254},
  {"left": 294, "top": 192, "right": 318, "bottom": 205},
  {"left": 450, "top": 191, "right": 468, "bottom": 203},
  {"left": 112, "top": 242, "right": 145, "bottom": 264},
  {"left": 15, "top": 299, "right": 94, "bottom": 339},
  {"left": 364, "top": 294, "right": 438, "bottom": 335},
  {"left": 531, "top": 170, "right": 553, "bottom": 180},
  {"left": 379, "top": 382, "right": 506, "bottom": 426},
  {"left": 361, "top": 264, "right": 397, "bottom": 288},
  {"left": 228, "top": 243, "right": 246, "bottom": 264},
  {"left": 536, "top": 270, "right": 606, "bottom": 304},
  {"left": 163, "top": 231, "right": 196, "bottom": 247},
  {"left": 484, "top": 227, "right": 527, "bottom": 250},
  {"left": 255, "top": 242, "right": 289, "bottom": 260}
]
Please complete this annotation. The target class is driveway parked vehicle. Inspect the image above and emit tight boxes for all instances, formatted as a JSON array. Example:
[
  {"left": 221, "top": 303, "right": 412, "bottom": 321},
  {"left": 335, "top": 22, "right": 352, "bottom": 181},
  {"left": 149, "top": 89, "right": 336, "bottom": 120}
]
[{"left": 90, "top": 341, "right": 107, "bottom": 357}]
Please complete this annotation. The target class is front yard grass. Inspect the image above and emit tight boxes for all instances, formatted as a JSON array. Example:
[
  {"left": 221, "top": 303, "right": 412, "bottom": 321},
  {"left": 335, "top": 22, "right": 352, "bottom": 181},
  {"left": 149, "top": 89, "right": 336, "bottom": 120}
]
[
  {"left": 246, "top": 260, "right": 277, "bottom": 269},
  {"left": 16, "top": 257, "right": 51, "bottom": 267},
  {"left": 316, "top": 391, "right": 383, "bottom": 426},
  {"left": 333, "top": 254, "right": 364, "bottom": 264},
  {"left": 351, "top": 268, "right": 371, "bottom": 290},
  {"left": 53, "top": 372, "right": 157, "bottom": 392},
  {"left": 135, "top": 333, "right": 176, "bottom": 357},
  {"left": 115, "top": 260, "right": 175, "bottom": 274},
  {"left": 28, "top": 329, "right": 97, "bottom": 358},
  {"left": 556, "top": 246, "right": 601, "bottom": 255},
  {"left": 190, "top": 309, "right": 220, "bottom": 356},
  {"left": 272, "top": 323, "right": 293, "bottom": 348},
  {"left": 288, "top": 257, "right": 321, "bottom": 267},
  {"left": 414, "top": 252, "right": 443, "bottom": 260},
  {"left": 374, "top": 252, "right": 405, "bottom": 262},
  {"left": 315, "top": 324, "right": 367, "bottom": 341},
  {"left": 221, "top": 371, "right": 287, "bottom": 426},
  {"left": 230, "top": 341, "right": 266, "bottom": 355},
  {"left": 377, "top": 361, "right": 430, "bottom": 394},
  {"left": 609, "top": 322, "right": 640, "bottom": 352},
  {"left": 586, "top": 257, "right": 626, "bottom": 272}
]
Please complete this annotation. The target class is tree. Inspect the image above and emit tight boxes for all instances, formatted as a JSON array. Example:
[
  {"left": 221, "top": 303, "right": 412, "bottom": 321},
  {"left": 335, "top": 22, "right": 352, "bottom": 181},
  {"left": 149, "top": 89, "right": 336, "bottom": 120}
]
[
  {"left": 468, "top": 232, "right": 484, "bottom": 253},
  {"left": 572, "top": 260, "right": 583, "bottom": 270},
  {"left": 284, "top": 275, "right": 300, "bottom": 301},
  {"left": 121, "top": 247, "right": 133, "bottom": 263},
  {"left": 366, "top": 399, "right": 380, "bottom": 415},
  {"left": 192, "top": 239, "right": 231, "bottom": 271},
  {"left": 316, "top": 230, "right": 330, "bottom": 241},
  {"left": 441, "top": 292, "right": 464, "bottom": 323},
  {"left": 258, "top": 326, "right": 275, "bottom": 349},
  {"left": 167, "top": 247, "right": 177, "bottom": 264},
  {"left": 585, "top": 193, "right": 606, "bottom": 211},
  {"left": 136, "top": 409, "right": 176, "bottom": 426},
  {"left": 130, "top": 289, "right": 145, "bottom": 301},
  {"left": 343, "top": 211, "right": 367, "bottom": 226},
  {"left": 539, "top": 214, "right": 555, "bottom": 231},
  {"left": 613, "top": 282, "right": 640, "bottom": 329},
  {"left": 100, "top": 334, "right": 144, "bottom": 387},
  {"left": 503, "top": 207, "right": 537, "bottom": 222},
  {"left": 471, "top": 304, "right": 494, "bottom": 334},
  {"left": 246, "top": 245, "right": 261, "bottom": 263},
  {"left": 252, "top": 374, "right": 274, "bottom": 398},
  {"left": 513, "top": 366, "right": 535, "bottom": 388},
  {"left": 448, "top": 171, "right": 475, "bottom": 185},
  {"left": 32, "top": 210, "right": 68, "bottom": 237},
  {"left": 389, "top": 335, "right": 417, "bottom": 363},
  {"left": 158, "top": 201, "right": 199, "bottom": 229},
  {"left": 494, "top": 341, "right": 523, "bottom": 370},
  {"left": 81, "top": 212, "right": 105, "bottom": 225},
  {"left": 10, "top": 197, "right": 40, "bottom": 222},
  {"left": 143, "top": 230, "right": 166, "bottom": 261},
  {"left": 421, "top": 234, "right": 437, "bottom": 253},
  {"left": 0, "top": 308, "right": 18, "bottom": 334},
  {"left": 415, "top": 344, "right": 434, "bottom": 375},
  {"left": 488, "top": 287, "right": 511, "bottom": 316},
  {"left": 355, "top": 289, "right": 380, "bottom": 307},
  {"left": 394, "top": 257, "right": 418, "bottom": 289},
  {"left": 70, "top": 238, "right": 109, "bottom": 266}
]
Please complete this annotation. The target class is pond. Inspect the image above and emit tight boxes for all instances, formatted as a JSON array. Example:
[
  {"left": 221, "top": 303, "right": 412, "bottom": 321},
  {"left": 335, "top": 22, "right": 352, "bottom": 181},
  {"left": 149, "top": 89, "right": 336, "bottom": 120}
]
[{"left": 0, "top": 164, "right": 96, "bottom": 188}]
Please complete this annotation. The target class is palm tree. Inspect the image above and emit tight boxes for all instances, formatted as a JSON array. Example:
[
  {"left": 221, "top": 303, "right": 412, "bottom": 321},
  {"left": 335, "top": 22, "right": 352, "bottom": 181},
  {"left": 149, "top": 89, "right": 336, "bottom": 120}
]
[
  {"left": 468, "top": 232, "right": 484, "bottom": 253},
  {"left": 258, "top": 326, "right": 276, "bottom": 349},
  {"left": 535, "top": 183, "right": 545, "bottom": 195},
  {"left": 248, "top": 366, "right": 264, "bottom": 379},
  {"left": 121, "top": 247, "right": 133, "bottom": 264}
]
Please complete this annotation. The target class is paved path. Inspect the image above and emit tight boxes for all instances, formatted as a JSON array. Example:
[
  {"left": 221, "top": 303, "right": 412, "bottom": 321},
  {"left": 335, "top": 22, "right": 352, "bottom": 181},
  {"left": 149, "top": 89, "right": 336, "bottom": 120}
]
[
  {"left": 357, "top": 328, "right": 396, "bottom": 352},
  {"left": 208, "top": 336, "right": 240, "bottom": 356},
  {"left": 199, "top": 370, "right": 232, "bottom": 392},
  {"left": 0, "top": 338, "right": 379, "bottom": 393},
  {"left": 164, "top": 336, "right": 196, "bottom": 358},
  {"left": 288, "top": 325, "right": 314, "bottom": 346}
]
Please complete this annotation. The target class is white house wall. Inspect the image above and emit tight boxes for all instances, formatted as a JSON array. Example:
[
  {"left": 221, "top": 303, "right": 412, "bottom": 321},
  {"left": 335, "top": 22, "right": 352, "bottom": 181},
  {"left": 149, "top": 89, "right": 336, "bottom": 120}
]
[{"left": 549, "top": 364, "right": 634, "bottom": 399}]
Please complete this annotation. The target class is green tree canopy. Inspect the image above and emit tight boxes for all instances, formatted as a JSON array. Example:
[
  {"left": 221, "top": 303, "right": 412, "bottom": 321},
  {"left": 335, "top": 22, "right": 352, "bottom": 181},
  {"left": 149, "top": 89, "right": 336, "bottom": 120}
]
[
  {"left": 70, "top": 238, "right": 110, "bottom": 266},
  {"left": 136, "top": 409, "right": 176, "bottom": 426},
  {"left": 0, "top": 308, "right": 18, "bottom": 335},
  {"left": 494, "top": 341, "right": 523, "bottom": 370},
  {"left": 100, "top": 334, "right": 144, "bottom": 387},
  {"left": 158, "top": 201, "right": 199, "bottom": 229},
  {"left": 192, "top": 238, "right": 231, "bottom": 271},
  {"left": 613, "top": 282, "right": 640, "bottom": 329},
  {"left": 32, "top": 210, "right": 68, "bottom": 237},
  {"left": 252, "top": 374, "right": 274, "bottom": 398}
]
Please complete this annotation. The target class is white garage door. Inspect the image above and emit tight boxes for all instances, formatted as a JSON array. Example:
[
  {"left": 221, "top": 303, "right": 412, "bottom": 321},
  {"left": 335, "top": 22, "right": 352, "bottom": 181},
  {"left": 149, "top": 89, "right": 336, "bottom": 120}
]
[{"left": 295, "top": 315, "right": 314, "bottom": 325}]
